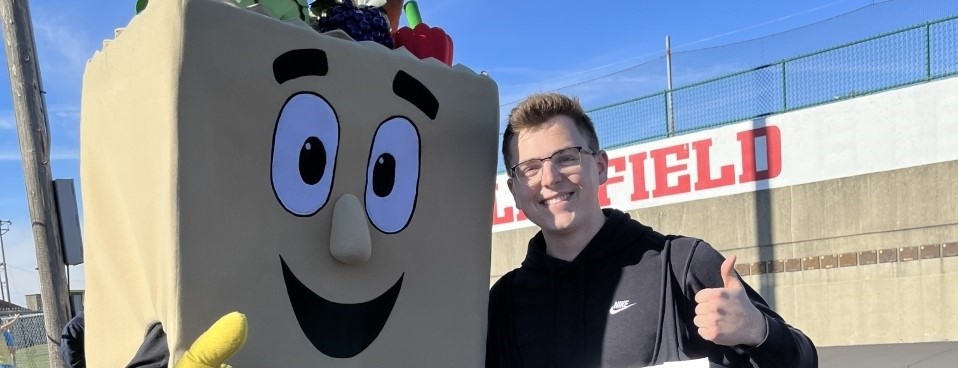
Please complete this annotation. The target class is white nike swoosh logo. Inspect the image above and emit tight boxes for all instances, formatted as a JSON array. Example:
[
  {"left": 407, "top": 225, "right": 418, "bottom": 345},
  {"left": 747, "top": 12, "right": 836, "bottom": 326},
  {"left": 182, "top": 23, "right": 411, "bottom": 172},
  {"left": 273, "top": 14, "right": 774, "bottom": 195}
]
[{"left": 609, "top": 303, "right": 636, "bottom": 315}]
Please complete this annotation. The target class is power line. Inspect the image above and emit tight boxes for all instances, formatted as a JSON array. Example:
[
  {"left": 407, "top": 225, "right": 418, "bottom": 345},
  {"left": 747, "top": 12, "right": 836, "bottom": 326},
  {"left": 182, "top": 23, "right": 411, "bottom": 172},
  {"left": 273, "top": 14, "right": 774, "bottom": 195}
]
[
  {"left": 499, "top": 0, "right": 874, "bottom": 107},
  {"left": 670, "top": 0, "right": 860, "bottom": 52}
]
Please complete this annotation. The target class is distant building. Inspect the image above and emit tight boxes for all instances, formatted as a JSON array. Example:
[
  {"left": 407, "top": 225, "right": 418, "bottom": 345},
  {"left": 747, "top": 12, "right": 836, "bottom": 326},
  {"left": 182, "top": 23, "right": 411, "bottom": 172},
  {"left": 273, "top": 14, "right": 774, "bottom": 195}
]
[
  {"left": 0, "top": 300, "right": 32, "bottom": 317},
  {"left": 24, "top": 294, "right": 41, "bottom": 312},
  {"left": 25, "top": 290, "right": 84, "bottom": 316}
]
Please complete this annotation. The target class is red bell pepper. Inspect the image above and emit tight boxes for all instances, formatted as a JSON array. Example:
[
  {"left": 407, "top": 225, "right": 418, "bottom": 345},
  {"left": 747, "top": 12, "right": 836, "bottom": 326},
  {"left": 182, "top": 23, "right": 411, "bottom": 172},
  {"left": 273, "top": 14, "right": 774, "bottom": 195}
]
[{"left": 393, "top": 23, "right": 454, "bottom": 66}]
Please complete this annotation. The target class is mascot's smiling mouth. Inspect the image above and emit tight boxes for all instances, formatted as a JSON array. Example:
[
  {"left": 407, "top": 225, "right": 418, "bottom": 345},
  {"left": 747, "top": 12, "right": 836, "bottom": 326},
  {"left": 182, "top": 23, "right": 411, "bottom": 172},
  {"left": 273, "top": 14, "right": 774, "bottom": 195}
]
[{"left": 280, "top": 256, "right": 403, "bottom": 358}]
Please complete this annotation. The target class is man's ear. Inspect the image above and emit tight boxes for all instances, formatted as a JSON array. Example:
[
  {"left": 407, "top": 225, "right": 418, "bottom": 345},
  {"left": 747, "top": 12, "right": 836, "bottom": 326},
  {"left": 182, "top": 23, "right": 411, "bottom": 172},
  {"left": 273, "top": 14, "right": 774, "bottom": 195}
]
[
  {"left": 596, "top": 150, "right": 610, "bottom": 185},
  {"left": 506, "top": 177, "right": 521, "bottom": 210}
]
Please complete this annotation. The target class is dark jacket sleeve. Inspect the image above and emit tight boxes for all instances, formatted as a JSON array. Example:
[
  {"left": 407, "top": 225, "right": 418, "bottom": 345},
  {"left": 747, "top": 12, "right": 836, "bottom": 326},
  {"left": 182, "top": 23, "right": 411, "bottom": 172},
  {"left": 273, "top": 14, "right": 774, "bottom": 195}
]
[
  {"left": 60, "top": 312, "right": 86, "bottom": 368},
  {"left": 486, "top": 271, "right": 518, "bottom": 368},
  {"left": 125, "top": 321, "right": 170, "bottom": 368},
  {"left": 685, "top": 239, "right": 818, "bottom": 368}
]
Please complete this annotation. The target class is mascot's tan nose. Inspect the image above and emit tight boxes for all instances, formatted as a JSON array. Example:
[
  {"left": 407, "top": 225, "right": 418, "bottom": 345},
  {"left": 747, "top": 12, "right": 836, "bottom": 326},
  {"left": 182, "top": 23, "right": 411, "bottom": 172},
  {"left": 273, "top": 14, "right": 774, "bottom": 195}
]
[{"left": 329, "top": 194, "right": 372, "bottom": 265}]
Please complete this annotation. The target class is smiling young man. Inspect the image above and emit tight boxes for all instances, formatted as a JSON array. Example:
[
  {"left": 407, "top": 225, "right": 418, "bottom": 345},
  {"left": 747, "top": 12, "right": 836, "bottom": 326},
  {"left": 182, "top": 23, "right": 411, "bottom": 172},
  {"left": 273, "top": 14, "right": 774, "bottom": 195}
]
[{"left": 486, "top": 93, "right": 817, "bottom": 368}]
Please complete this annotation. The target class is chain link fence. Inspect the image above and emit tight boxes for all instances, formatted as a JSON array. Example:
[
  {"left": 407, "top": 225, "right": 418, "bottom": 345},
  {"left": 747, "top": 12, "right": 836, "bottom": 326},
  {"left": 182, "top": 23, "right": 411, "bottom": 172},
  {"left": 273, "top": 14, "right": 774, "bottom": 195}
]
[
  {"left": 496, "top": 0, "right": 958, "bottom": 172},
  {"left": 1, "top": 312, "right": 51, "bottom": 368}
]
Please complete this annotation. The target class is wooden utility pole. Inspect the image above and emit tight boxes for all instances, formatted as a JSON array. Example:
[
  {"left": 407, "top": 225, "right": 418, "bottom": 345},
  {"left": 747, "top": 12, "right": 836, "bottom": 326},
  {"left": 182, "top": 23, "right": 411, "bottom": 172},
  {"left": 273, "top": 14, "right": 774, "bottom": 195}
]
[{"left": 0, "top": 1, "right": 72, "bottom": 367}]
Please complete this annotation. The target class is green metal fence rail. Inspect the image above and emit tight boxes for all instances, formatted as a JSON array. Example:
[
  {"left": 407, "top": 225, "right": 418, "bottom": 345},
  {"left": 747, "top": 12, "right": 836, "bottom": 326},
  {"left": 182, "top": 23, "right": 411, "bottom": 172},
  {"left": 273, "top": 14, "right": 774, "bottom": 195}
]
[{"left": 495, "top": 12, "right": 958, "bottom": 173}]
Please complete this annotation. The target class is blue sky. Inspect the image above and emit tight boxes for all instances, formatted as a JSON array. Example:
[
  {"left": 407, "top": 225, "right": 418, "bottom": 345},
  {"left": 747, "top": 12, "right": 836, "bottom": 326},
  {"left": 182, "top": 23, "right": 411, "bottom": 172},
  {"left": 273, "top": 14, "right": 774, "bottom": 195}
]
[{"left": 0, "top": 0, "right": 949, "bottom": 306}]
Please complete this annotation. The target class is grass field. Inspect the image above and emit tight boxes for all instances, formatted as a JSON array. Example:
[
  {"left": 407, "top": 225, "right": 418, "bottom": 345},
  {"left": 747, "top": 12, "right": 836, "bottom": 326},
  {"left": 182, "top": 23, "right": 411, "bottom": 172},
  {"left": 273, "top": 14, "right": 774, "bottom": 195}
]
[{"left": 11, "top": 344, "right": 51, "bottom": 368}]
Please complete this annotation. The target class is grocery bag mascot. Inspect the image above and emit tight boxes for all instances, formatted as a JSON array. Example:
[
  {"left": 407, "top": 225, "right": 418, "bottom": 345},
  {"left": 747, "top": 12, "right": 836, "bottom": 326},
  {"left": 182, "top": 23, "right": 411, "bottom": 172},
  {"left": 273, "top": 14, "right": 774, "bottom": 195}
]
[{"left": 80, "top": 0, "right": 498, "bottom": 366}]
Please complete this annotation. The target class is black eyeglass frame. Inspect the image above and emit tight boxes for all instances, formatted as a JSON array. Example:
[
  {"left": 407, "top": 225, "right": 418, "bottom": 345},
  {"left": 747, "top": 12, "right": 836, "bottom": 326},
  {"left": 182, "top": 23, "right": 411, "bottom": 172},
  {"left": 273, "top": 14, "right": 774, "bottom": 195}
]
[{"left": 508, "top": 146, "right": 597, "bottom": 182}]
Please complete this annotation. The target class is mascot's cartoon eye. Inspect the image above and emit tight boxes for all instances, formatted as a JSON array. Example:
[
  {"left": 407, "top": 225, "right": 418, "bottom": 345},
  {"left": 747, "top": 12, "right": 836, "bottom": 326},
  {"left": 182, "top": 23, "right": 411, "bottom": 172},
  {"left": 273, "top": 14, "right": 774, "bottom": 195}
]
[
  {"left": 365, "top": 117, "right": 420, "bottom": 233},
  {"left": 271, "top": 92, "right": 339, "bottom": 216}
]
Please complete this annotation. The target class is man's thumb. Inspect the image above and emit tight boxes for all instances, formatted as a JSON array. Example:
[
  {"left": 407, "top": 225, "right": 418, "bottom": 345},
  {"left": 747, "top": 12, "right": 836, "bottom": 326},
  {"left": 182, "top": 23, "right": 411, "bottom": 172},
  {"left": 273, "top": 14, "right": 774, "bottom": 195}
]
[{"left": 721, "top": 255, "right": 741, "bottom": 289}]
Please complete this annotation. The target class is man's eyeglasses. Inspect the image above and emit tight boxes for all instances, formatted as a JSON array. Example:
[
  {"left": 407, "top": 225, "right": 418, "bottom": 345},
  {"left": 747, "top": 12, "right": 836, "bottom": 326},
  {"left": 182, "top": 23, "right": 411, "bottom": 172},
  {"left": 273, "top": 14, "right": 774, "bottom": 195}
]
[{"left": 508, "top": 146, "right": 596, "bottom": 186}]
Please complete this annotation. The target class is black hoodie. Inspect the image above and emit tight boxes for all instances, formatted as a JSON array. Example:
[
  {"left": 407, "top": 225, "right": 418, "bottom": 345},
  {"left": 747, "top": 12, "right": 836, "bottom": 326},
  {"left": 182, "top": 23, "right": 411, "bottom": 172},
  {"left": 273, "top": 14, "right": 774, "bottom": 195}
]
[{"left": 487, "top": 209, "right": 817, "bottom": 368}]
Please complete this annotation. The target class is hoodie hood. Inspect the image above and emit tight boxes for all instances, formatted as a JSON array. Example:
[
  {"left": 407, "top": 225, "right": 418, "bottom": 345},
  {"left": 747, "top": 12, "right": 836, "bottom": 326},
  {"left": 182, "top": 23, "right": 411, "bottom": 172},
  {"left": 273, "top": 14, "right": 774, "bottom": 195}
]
[{"left": 521, "top": 209, "right": 654, "bottom": 272}]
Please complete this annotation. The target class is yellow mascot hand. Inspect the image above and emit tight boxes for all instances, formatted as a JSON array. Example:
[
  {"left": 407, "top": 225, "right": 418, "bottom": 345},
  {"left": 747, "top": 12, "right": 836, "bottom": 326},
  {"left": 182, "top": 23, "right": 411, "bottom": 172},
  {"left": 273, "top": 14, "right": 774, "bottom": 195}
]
[{"left": 175, "top": 312, "right": 248, "bottom": 368}]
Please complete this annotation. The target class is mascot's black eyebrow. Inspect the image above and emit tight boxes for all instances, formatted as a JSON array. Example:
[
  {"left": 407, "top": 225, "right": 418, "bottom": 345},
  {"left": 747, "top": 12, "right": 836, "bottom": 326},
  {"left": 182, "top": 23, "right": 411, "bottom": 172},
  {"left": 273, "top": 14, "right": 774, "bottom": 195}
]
[
  {"left": 393, "top": 71, "right": 438, "bottom": 120},
  {"left": 273, "top": 49, "right": 329, "bottom": 84}
]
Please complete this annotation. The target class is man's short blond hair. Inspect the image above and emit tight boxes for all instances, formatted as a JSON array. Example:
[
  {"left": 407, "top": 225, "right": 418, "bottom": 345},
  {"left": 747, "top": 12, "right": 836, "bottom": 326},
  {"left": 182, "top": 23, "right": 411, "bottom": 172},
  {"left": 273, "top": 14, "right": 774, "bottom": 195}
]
[{"left": 502, "top": 93, "right": 600, "bottom": 168}]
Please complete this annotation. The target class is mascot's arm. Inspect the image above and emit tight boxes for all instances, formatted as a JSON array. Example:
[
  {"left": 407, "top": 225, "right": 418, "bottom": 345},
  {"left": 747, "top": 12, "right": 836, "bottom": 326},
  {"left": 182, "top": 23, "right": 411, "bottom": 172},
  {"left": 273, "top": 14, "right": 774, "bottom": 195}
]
[{"left": 175, "top": 312, "right": 248, "bottom": 368}]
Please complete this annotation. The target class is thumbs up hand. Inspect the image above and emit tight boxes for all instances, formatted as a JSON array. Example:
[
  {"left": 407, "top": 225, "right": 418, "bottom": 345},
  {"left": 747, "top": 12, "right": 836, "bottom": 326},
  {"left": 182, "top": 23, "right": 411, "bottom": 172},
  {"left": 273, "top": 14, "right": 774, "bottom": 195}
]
[{"left": 693, "top": 255, "right": 767, "bottom": 347}]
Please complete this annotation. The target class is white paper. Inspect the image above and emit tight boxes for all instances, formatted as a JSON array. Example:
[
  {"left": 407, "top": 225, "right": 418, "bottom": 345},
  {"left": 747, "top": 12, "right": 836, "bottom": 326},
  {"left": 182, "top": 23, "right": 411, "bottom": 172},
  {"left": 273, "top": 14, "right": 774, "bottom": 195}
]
[{"left": 645, "top": 358, "right": 724, "bottom": 368}]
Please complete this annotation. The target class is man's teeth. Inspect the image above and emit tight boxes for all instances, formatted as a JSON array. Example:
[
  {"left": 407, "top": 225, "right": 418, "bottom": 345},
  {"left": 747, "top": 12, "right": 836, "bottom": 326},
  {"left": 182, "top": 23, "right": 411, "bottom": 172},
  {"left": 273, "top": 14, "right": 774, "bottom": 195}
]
[{"left": 543, "top": 193, "right": 572, "bottom": 205}]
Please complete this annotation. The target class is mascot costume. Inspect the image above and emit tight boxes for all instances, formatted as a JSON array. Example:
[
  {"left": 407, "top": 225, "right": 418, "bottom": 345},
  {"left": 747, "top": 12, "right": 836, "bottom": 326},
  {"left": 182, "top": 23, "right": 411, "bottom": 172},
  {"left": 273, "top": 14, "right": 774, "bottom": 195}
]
[{"left": 80, "top": 0, "right": 499, "bottom": 366}]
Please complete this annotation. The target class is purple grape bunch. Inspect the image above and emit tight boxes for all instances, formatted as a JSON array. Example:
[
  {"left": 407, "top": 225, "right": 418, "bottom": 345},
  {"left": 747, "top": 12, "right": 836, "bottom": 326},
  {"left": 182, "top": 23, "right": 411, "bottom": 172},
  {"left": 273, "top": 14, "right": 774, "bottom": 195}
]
[{"left": 315, "top": 0, "right": 394, "bottom": 48}]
